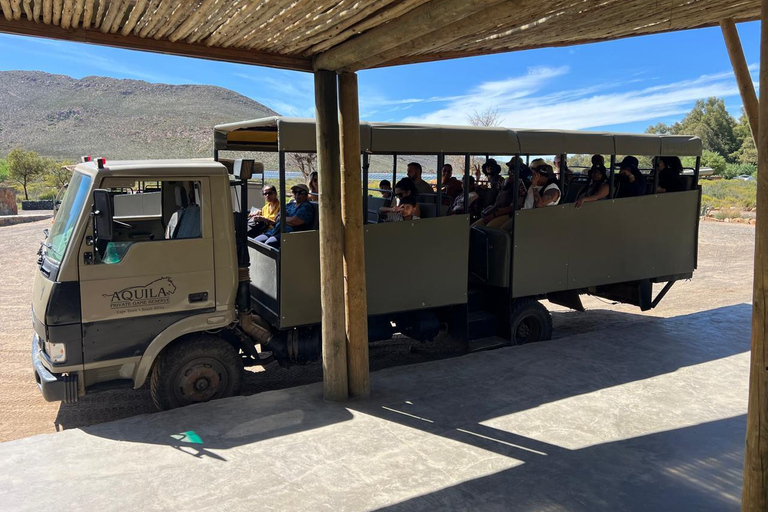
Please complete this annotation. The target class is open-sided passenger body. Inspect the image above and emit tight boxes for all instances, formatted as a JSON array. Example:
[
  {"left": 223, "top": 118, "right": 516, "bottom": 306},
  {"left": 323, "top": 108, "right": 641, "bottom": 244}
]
[{"left": 214, "top": 117, "right": 702, "bottom": 328}]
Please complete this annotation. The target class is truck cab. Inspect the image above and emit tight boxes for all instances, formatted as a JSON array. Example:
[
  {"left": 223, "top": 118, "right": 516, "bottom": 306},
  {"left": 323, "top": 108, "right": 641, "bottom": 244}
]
[{"left": 32, "top": 159, "right": 239, "bottom": 407}]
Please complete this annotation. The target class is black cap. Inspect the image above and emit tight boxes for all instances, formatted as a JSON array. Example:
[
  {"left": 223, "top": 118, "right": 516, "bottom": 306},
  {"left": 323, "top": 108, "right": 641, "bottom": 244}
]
[{"left": 617, "top": 156, "right": 639, "bottom": 170}]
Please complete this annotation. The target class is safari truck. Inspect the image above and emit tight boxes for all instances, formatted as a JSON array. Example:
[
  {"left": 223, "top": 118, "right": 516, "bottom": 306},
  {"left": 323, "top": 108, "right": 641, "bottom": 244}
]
[{"left": 32, "top": 117, "right": 702, "bottom": 410}]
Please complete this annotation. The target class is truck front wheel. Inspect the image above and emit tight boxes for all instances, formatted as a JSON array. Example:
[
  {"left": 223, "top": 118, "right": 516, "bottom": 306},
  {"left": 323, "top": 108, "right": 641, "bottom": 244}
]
[{"left": 151, "top": 334, "right": 243, "bottom": 411}]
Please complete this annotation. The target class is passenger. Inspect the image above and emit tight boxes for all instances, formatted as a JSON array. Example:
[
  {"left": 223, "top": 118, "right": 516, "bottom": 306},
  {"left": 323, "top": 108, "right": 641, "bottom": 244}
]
[
  {"left": 441, "top": 164, "right": 463, "bottom": 199},
  {"left": 307, "top": 171, "right": 319, "bottom": 201},
  {"left": 657, "top": 156, "right": 685, "bottom": 193},
  {"left": 482, "top": 159, "right": 504, "bottom": 190},
  {"left": 615, "top": 156, "right": 646, "bottom": 198},
  {"left": 247, "top": 184, "right": 279, "bottom": 237},
  {"left": 450, "top": 175, "right": 479, "bottom": 215},
  {"left": 553, "top": 154, "right": 574, "bottom": 181},
  {"left": 254, "top": 184, "right": 315, "bottom": 248},
  {"left": 379, "top": 179, "right": 392, "bottom": 199},
  {"left": 575, "top": 158, "right": 610, "bottom": 208},
  {"left": 472, "top": 168, "right": 519, "bottom": 228},
  {"left": 385, "top": 195, "right": 420, "bottom": 222},
  {"left": 379, "top": 178, "right": 421, "bottom": 219},
  {"left": 522, "top": 164, "right": 561, "bottom": 209},
  {"left": 407, "top": 162, "right": 434, "bottom": 195},
  {"left": 505, "top": 156, "right": 532, "bottom": 186}
]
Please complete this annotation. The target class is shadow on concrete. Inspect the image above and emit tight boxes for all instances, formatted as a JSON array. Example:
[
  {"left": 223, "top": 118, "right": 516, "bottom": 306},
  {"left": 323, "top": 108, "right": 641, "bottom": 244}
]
[
  {"left": 372, "top": 415, "right": 745, "bottom": 512},
  {"left": 71, "top": 303, "right": 749, "bottom": 465}
]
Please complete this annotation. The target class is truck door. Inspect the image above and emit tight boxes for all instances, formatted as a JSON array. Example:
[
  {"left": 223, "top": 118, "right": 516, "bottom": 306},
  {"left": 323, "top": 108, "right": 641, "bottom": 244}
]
[{"left": 77, "top": 178, "right": 216, "bottom": 364}]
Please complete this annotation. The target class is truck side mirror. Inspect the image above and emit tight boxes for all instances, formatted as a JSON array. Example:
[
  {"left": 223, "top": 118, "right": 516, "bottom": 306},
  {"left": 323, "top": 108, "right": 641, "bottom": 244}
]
[{"left": 92, "top": 189, "right": 114, "bottom": 242}]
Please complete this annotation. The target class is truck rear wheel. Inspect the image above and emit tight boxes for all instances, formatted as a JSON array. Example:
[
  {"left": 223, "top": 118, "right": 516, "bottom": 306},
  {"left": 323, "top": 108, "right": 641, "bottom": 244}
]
[
  {"left": 509, "top": 298, "right": 552, "bottom": 345},
  {"left": 151, "top": 334, "right": 243, "bottom": 411}
]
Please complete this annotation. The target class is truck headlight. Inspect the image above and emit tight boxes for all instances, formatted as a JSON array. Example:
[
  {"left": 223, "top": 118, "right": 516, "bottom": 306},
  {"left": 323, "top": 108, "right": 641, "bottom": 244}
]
[{"left": 44, "top": 341, "right": 67, "bottom": 363}]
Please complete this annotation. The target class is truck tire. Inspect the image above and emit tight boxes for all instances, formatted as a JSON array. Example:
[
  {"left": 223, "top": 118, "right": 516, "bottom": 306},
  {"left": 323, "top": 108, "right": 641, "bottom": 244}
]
[
  {"left": 151, "top": 334, "right": 243, "bottom": 411},
  {"left": 509, "top": 298, "right": 552, "bottom": 345}
]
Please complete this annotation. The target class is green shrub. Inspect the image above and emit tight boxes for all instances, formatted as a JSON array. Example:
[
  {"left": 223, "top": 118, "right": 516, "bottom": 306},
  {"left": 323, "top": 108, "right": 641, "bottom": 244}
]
[
  {"left": 37, "top": 191, "right": 57, "bottom": 201},
  {"left": 713, "top": 209, "right": 743, "bottom": 220},
  {"left": 723, "top": 163, "right": 756, "bottom": 180},
  {"left": 0, "top": 159, "right": 8, "bottom": 182},
  {"left": 701, "top": 180, "right": 757, "bottom": 209}
]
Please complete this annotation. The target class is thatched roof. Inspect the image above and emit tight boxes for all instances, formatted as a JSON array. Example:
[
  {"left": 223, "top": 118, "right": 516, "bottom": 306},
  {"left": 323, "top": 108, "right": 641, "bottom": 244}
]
[{"left": 0, "top": 0, "right": 760, "bottom": 72}]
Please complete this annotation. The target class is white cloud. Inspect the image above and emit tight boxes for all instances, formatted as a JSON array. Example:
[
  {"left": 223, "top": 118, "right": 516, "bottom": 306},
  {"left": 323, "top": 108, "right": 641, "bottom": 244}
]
[
  {"left": 233, "top": 70, "right": 315, "bottom": 117},
  {"left": 401, "top": 66, "right": 749, "bottom": 130}
]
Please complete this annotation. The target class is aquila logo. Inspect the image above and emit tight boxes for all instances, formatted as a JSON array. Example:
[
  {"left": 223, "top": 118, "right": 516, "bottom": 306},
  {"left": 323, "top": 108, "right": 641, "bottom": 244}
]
[{"left": 104, "top": 277, "right": 177, "bottom": 310}]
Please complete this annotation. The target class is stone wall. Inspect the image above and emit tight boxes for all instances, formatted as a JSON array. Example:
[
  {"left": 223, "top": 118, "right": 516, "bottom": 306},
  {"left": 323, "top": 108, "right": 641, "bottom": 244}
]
[
  {"left": 0, "top": 188, "right": 18, "bottom": 216},
  {"left": 21, "top": 200, "right": 54, "bottom": 210}
]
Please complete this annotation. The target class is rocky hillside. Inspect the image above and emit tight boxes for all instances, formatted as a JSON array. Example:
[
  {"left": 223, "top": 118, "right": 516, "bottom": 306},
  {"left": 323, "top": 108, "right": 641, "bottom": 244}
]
[{"left": 0, "top": 71, "right": 278, "bottom": 160}]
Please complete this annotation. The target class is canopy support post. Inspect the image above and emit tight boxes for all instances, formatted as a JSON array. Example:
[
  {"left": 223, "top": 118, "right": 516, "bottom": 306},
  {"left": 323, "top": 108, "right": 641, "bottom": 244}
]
[
  {"left": 338, "top": 71, "right": 370, "bottom": 398},
  {"left": 721, "top": 18, "right": 759, "bottom": 140},
  {"left": 314, "top": 69, "right": 348, "bottom": 402},
  {"left": 742, "top": 3, "right": 768, "bottom": 510}
]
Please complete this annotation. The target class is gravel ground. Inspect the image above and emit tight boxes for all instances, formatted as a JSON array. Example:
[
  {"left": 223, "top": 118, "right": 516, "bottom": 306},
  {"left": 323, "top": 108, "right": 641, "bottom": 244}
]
[{"left": 0, "top": 219, "right": 755, "bottom": 443}]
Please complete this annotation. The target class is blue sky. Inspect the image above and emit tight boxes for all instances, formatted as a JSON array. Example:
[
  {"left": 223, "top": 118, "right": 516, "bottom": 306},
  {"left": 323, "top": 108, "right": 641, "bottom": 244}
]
[{"left": 0, "top": 21, "right": 760, "bottom": 134}]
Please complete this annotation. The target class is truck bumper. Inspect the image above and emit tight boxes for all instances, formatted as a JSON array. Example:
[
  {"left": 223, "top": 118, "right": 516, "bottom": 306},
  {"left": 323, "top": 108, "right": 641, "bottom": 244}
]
[{"left": 32, "top": 334, "right": 78, "bottom": 403}]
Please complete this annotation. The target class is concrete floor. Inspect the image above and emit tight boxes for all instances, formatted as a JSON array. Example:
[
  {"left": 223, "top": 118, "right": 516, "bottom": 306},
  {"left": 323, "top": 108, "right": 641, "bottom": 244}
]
[{"left": 0, "top": 303, "right": 750, "bottom": 511}]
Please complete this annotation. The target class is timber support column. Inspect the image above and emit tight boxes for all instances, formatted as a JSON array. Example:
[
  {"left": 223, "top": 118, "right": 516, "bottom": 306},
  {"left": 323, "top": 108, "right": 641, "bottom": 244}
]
[
  {"left": 338, "top": 72, "right": 370, "bottom": 398},
  {"left": 721, "top": 18, "right": 759, "bottom": 139},
  {"left": 742, "top": 3, "right": 768, "bottom": 510},
  {"left": 314, "top": 69, "right": 348, "bottom": 401}
]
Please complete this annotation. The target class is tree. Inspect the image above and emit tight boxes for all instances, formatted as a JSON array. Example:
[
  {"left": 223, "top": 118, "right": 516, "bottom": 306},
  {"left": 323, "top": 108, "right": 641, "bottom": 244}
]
[
  {"left": 674, "top": 98, "right": 739, "bottom": 160},
  {"left": 0, "top": 159, "right": 8, "bottom": 183},
  {"left": 7, "top": 149, "right": 50, "bottom": 200},
  {"left": 467, "top": 106, "right": 502, "bottom": 127},
  {"left": 700, "top": 150, "right": 727, "bottom": 176},
  {"left": 732, "top": 112, "right": 758, "bottom": 166},
  {"left": 645, "top": 123, "right": 673, "bottom": 135},
  {"left": 287, "top": 153, "right": 316, "bottom": 180},
  {"left": 45, "top": 161, "right": 73, "bottom": 190}
]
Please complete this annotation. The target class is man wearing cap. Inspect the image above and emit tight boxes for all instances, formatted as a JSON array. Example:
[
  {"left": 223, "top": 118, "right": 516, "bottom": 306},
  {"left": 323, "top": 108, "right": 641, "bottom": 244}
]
[
  {"left": 615, "top": 156, "right": 646, "bottom": 198},
  {"left": 505, "top": 156, "right": 532, "bottom": 186},
  {"left": 254, "top": 183, "right": 315, "bottom": 248}
]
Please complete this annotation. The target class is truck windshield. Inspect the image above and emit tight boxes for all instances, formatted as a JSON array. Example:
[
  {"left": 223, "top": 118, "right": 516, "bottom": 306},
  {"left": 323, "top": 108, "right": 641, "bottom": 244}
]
[{"left": 46, "top": 172, "right": 92, "bottom": 264}]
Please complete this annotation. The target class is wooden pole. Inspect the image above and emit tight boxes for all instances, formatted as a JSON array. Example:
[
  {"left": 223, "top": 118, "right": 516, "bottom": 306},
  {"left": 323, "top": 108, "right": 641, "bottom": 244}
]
[
  {"left": 742, "top": 4, "right": 768, "bottom": 510},
  {"left": 338, "top": 72, "right": 370, "bottom": 398},
  {"left": 314, "top": 69, "right": 348, "bottom": 402},
  {"left": 722, "top": 18, "right": 760, "bottom": 141}
]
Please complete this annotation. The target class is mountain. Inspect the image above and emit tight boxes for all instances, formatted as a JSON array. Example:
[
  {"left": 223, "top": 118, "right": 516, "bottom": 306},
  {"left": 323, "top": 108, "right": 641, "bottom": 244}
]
[{"left": 0, "top": 70, "right": 278, "bottom": 161}]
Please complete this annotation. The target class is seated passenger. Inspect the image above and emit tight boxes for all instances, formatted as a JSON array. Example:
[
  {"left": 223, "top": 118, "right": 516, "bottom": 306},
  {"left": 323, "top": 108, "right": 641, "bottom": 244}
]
[
  {"left": 522, "top": 164, "right": 561, "bottom": 209},
  {"left": 657, "top": 156, "right": 685, "bottom": 193},
  {"left": 407, "top": 162, "right": 435, "bottom": 195},
  {"left": 483, "top": 159, "right": 504, "bottom": 190},
  {"left": 472, "top": 169, "right": 520, "bottom": 228},
  {"left": 378, "top": 179, "right": 393, "bottom": 207},
  {"left": 307, "top": 171, "right": 319, "bottom": 201},
  {"left": 450, "top": 175, "right": 479, "bottom": 215},
  {"left": 247, "top": 184, "right": 279, "bottom": 237},
  {"left": 575, "top": 158, "right": 610, "bottom": 208},
  {"left": 505, "top": 156, "right": 532, "bottom": 186},
  {"left": 615, "top": 156, "right": 646, "bottom": 198},
  {"left": 380, "top": 178, "right": 421, "bottom": 219},
  {"left": 441, "top": 164, "right": 463, "bottom": 200},
  {"left": 553, "top": 154, "right": 574, "bottom": 181},
  {"left": 385, "top": 195, "right": 420, "bottom": 222},
  {"left": 254, "top": 184, "right": 314, "bottom": 248}
]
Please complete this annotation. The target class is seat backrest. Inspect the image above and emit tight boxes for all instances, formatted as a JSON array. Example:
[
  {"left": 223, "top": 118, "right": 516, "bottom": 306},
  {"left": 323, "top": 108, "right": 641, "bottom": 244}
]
[
  {"left": 418, "top": 203, "right": 437, "bottom": 218},
  {"left": 367, "top": 210, "right": 380, "bottom": 223},
  {"left": 308, "top": 201, "right": 319, "bottom": 230},
  {"left": 419, "top": 193, "right": 437, "bottom": 204},
  {"left": 173, "top": 204, "right": 201, "bottom": 239},
  {"left": 563, "top": 178, "right": 588, "bottom": 203},
  {"left": 367, "top": 196, "right": 388, "bottom": 211},
  {"left": 681, "top": 175, "right": 694, "bottom": 191}
]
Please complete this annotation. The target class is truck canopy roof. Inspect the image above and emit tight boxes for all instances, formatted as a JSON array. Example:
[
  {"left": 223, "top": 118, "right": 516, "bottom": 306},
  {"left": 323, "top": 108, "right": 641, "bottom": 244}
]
[
  {"left": 74, "top": 159, "right": 227, "bottom": 178},
  {"left": 214, "top": 116, "right": 702, "bottom": 157}
]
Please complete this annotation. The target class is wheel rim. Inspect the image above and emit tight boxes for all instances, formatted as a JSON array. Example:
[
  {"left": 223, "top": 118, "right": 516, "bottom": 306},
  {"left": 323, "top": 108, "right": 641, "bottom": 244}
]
[
  {"left": 515, "top": 316, "right": 541, "bottom": 344},
  {"left": 173, "top": 358, "right": 228, "bottom": 405}
]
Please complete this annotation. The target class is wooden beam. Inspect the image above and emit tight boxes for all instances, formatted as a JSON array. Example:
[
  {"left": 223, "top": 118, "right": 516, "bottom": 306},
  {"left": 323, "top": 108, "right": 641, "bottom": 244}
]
[
  {"left": 722, "top": 18, "right": 759, "bottom": 141},
  {"left": 742, "top": 1, "right": 768, "bottom": 510},
  {"left": 315, "top": 69, "right": 349, "bottom": 402},
  {"left": 313, "top": 0, "right": 505, "bottom": 71},
  {"left": 338, "top": 72, "right": 370, "bottom": 399},
  {"left": 0, "top": 16, "right": 313, "bottom": 71}
]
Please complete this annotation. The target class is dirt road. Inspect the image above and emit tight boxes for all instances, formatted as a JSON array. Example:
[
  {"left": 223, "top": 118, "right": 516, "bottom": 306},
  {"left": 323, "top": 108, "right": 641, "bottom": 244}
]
[{"left": 0, "top": 219, "right": 755, "bottom": 442}]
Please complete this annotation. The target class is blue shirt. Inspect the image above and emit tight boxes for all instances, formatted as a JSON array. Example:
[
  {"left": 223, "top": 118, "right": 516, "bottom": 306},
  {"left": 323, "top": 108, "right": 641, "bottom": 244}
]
[{"left": 266, "top": 201, "right": 314, "bottom": 236}]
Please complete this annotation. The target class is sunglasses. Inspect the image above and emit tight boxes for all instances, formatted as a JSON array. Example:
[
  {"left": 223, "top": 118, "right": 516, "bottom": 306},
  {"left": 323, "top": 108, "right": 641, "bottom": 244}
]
[
  {"left": 263, "top": 190, "right": 275, "bottom": 196},
  {"left": 394, "top": 192, "right": 404, "bottom": 198},
  {"left": 292, "top": 189, "right": 308, "bottom": 195}
]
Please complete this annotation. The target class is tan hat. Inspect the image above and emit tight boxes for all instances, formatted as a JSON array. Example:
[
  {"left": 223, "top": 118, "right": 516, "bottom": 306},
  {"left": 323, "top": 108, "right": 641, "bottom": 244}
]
[
  {"left": 529, "top": 158, "right": 547, "bottom": 170},
  {"left": 533, "top": 164, "right": 555, "bottom": 179},
  {"left": 291, "top": 183, "right": 310, "bottom": 193}
]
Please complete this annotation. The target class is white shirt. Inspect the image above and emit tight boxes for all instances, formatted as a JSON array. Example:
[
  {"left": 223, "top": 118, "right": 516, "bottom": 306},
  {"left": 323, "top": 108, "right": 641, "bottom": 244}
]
[{"left": 523, "top": 183, "right": 560, "bottom": 210}]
